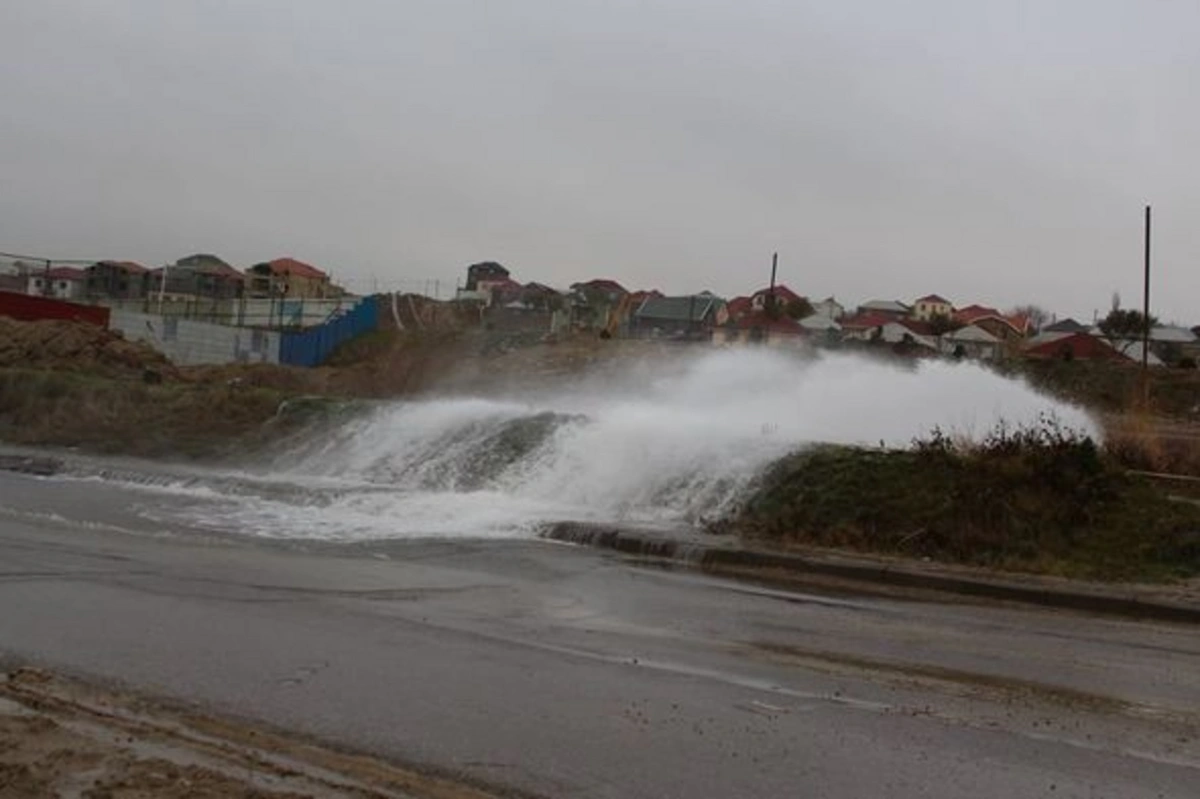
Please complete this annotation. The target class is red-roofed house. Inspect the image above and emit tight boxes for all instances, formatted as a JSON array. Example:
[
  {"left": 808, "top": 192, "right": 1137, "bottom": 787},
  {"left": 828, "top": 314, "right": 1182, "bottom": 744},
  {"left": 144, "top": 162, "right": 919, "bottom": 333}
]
[
  {"left": 911, "top": 294, "right": 954, "bottom": 321},
  {"left": 571, "top": 278, "right": 627, "bottom": 298},
  {"left": 718, "top": 309, "right": 806, "bottom": 348},
  {"left": 27, "top": 267, "right": 86, "bottom": 300},
  {"left": 750, "top": 284, "right": 804, "bottom": 313},
  {"left": 896, "top": 319, "right": 935, "bottom": 337},
  {"left": 954, "top": 304, "right": 1030, "bottom": 341},
  {"left": 1025, "top": 331, "right": 1126, "bottom": 362},
  {"left": 725, "top": 296, "right": 752, "bottom": 321},
  {"left": 483, "top": 277, "right": 524, "bottom": 306},
  {"left": 247, "top": 257, "right": 335, "bottom": 299},
  {"left": 839, "top": 311, "right": 894, "bottom": 340}
]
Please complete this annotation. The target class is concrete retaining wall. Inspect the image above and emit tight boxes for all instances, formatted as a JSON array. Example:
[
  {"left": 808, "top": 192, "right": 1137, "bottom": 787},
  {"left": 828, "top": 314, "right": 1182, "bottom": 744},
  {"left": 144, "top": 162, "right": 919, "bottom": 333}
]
[{"left": 109, "top": 310, "right": 280, "bottom": 366}]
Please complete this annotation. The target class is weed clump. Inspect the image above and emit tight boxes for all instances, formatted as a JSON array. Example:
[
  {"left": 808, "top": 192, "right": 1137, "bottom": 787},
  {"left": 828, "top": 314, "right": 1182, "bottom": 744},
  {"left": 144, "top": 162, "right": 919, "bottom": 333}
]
[{"left": 736, "top": 417, "right": 1200, "bottom": 581}]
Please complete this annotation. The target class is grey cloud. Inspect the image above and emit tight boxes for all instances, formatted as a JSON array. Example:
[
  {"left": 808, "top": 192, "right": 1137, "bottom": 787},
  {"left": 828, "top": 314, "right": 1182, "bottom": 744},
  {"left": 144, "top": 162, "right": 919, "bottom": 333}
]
[{"left": 1, "top": 0, "right": 1198, "bottom": 318}]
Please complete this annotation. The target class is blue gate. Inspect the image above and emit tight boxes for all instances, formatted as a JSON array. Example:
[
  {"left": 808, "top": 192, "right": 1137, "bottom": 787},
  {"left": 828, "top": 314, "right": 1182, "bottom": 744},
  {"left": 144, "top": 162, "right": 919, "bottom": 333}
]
[{"left": 279, "top": 297, "right": 379, "bottom": 367}]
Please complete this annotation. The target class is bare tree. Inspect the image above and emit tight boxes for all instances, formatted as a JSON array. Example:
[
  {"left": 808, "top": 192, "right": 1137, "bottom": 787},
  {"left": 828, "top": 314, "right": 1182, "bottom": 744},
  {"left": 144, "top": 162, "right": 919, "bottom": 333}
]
[{"left": 1008, "top": 304, "right": 1051, "bottom": 333}]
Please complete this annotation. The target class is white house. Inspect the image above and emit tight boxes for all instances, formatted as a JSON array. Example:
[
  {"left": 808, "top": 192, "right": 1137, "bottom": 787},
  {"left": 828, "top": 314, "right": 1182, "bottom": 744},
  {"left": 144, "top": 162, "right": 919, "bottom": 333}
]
[
  {"left": 811, "top": 296, "right": 845, "bottom": 321},
  {"left": 878, "top": 321, "right": 938, "bottom": 351},
  {"left": 942, "top": 324, "right": 1003, "bottom": 360},
  {"left": 27, "top": 267, "right": 86, "bottom": 300}
]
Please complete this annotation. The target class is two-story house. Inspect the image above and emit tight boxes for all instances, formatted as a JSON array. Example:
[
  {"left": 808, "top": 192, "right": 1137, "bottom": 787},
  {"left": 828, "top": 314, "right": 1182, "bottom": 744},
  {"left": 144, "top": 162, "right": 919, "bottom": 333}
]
[
  {"left": 911, "top": 294, "right": 954, "bottom": 321},
  {"left": 246, "top": 257, "right": 334, "bottom": 299}
]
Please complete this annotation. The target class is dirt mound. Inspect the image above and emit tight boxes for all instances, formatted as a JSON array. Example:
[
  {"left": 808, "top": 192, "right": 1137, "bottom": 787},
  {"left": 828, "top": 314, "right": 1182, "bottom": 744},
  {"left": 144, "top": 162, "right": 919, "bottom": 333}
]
[
  {"left": 0, "top": 317, "right": 176, "bottom": 379},
  {"left": 181, "top": 362, "right": 332, "bottom": 394}
]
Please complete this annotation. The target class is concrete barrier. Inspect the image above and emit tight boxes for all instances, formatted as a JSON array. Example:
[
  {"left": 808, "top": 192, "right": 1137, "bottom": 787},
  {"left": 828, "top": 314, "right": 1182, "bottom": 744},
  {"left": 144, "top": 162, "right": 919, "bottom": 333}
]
[{"left": 109, "top": 310, "right": 281, "bottom": 366}]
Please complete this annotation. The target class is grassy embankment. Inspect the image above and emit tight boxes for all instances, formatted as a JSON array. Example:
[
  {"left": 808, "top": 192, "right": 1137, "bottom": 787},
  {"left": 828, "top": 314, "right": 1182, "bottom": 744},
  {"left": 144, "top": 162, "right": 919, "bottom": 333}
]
[
  {"left": 0, "top": 368, "right": 311, "bottom": 458},
  {"left": 0, "top": 313, "right": 492, "bottom": 457},
  {"left": 734, "top": 420, "right": 1200, "bottom": 582},
  {"left": 0, "top": 316, "right": 347, "bottom": 458}
]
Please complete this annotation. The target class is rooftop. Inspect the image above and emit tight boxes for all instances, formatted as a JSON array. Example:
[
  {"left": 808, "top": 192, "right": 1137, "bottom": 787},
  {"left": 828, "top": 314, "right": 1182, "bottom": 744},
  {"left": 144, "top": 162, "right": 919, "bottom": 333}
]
[
  {"left": 750, "top": 284, "right": 804, "bottom": 305},
  {"left": 572, "top": 278, "right": 627, "bottom": 294},
  {"left": 263, "top": 257, "right": 328, "bottom": 280},
  {"left": 859, "top": 299, "right": 911, "bottom": 314},
  {"left": 840, "top": 311, "right": 894, "bottom": 330},
  {"left": 733, "top": 310, "right": 805, "bottom": 335},
  {"left": 44, "top": 267, "right": 86, "bottom": 281},
  {"left": 636, "top": 294, "right": 721, "bottom": 323},
  {"left": 95, "top": 260, "right": 148, "bottom": 273}
]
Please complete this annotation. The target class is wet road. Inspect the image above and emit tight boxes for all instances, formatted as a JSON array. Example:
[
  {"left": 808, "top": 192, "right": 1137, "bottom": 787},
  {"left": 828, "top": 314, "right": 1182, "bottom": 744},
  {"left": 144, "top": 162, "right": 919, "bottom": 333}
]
[{"left": 1, "top": 471, "right": 1199, "bottom": 798}]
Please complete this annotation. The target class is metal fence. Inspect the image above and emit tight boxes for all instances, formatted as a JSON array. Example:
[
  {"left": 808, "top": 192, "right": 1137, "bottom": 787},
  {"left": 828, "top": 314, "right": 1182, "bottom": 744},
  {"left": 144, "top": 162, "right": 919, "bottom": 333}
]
[{"left": 279, "top": 297, "right": 380, "bottom": 367}]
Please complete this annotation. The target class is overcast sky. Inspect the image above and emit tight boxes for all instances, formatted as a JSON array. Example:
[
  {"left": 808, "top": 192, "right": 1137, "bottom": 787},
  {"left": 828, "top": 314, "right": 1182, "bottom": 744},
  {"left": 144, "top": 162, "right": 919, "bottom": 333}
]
[{"left": 2, "top": 1, "right": 1197, "bottom": 320}]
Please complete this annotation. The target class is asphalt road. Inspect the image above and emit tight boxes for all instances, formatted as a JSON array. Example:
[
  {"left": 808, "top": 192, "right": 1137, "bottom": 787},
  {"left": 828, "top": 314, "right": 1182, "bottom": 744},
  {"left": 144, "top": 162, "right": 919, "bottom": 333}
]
[{"left": 1, "top": 470, "right": 1199, "bottom": 798}]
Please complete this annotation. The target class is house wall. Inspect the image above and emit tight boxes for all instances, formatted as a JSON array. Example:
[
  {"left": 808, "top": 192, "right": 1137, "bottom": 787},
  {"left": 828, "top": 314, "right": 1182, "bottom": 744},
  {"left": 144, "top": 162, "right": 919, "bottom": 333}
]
[
  {"left": 1025, "top": 333, "right": 1123, "bottom": 362},
  {"left": 26, "top": 276, "right": 84, "bottom": 300},
  {"left": 109, "top": 310, "right": 281, "bottom": 365},
  {"left": 246, "top": 269, "right": 332, "bottom": 300},
  {"left": 282, "top": 274, "right": 331, "bottom": 299},
  {"left": 913, "top": 301, "right": 952, "bottom": 321},
  {"left": 86, "top": 265, "right": 146, "bottom": 300},
  {"left": 466, "top": 263, "right": 509, "bottom": 291},
  {"left": 879, "top": 322, "right": 937, "bottom": 349},
  {"left": 811, "top": 299, "right": 844, "bottom": 320},
  {"left": 942, "top": 338, "right": 1001, "bottom": 360},
  {"left": 840, "top": 327, "right": 875, "bottom": 342}
]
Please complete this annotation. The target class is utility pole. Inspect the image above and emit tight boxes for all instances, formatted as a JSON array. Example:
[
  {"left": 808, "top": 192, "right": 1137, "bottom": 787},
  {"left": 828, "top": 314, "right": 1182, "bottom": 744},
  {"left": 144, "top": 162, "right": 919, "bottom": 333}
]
[
  {"left": 42, "top": 259, "right": 52, "bottom": 297},
  {"left": 157, "top": 263, "right": 168, "bottom": 313},
  {"left": 1142, "top": 205, "right": 1152, "bottom": 404},
  {"left": 767, "top": 252, "right": 778, "bottom": 316}
]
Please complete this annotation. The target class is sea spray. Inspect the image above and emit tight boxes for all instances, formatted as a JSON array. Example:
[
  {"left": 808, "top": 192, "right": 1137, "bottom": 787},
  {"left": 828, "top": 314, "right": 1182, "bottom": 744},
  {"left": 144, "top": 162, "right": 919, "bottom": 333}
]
[{"left": 99, "top": 349, "right": 1100, "bottom": 540}]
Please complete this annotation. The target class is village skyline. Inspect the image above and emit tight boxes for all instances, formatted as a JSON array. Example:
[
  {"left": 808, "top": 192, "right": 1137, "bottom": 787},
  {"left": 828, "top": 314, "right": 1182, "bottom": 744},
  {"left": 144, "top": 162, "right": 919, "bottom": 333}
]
[{"left": 0, "top": 247, "right": 1175, "bottom": 328}]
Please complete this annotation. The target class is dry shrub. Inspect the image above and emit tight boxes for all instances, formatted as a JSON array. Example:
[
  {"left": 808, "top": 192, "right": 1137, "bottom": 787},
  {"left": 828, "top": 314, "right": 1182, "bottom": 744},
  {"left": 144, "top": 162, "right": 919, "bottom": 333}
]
[{"left": 1104, "top": 412, "right": 1200, "bottom": 477}]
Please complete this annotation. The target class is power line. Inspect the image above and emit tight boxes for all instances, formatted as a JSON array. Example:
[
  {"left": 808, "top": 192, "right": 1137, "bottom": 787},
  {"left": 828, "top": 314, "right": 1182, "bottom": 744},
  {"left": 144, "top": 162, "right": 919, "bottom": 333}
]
[{"left": 0, "top": 251, "right": 98, "bottom": 265}]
